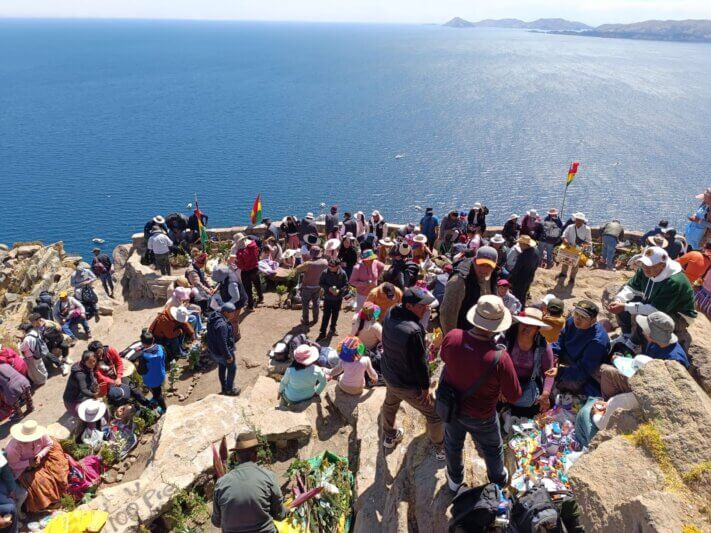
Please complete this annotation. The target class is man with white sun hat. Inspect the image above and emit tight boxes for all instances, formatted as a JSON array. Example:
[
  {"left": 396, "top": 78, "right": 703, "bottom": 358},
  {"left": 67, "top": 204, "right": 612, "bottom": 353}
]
[{"left": 558, "top": 212, "right": 592, "bottom": 283}]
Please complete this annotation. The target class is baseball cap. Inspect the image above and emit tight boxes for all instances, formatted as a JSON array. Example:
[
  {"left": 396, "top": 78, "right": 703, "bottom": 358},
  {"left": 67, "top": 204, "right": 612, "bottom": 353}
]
[
  {"left": 496, "top": 279, "right": 510, "bottom": 287},
  {"left": 221, "top": 302, "right": 237, "bottom": 314},
  {"left": 636, "top": 312, "right": 677, "bottom": 345},
  {"left": 639, "top": 246, "right": 668, "bottom": 267},
  {"left": 402, "top": 287, "right": 436, "bottom": 306},
  {"left": 573, "top": 300, "right": 599, "bottom": 319},
  {"left": 547, "top": 298, "right": 565, "bottom": 315},
  {"left": 475, "top": 246, "right": 498, "bottom": 269}
]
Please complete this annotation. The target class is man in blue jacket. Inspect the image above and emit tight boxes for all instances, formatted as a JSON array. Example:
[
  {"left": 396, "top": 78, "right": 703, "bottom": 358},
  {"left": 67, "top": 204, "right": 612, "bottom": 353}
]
[
  {"left": 553, "top": 300, "right": 610, "bottom": 396},
  {"left": 207, "top": 303, "right": 240, "bottom": 396}
]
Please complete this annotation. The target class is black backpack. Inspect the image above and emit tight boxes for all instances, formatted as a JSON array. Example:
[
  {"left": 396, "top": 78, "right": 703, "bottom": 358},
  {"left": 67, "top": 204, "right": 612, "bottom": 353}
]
[
  {"left": 510, "top": 483, "right": 559, "bottom": 532},
  {"left": 449, "top": 483, "right": 503, "bottom": 533},
  {"left": 80, "top": 285, "right": 99, "bottom": 305}
]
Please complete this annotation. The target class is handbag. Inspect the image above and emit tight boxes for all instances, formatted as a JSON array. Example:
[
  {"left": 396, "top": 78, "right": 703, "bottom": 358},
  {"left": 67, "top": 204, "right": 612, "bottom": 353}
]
[{"left": 436, "top": 347, "right": 502, "bottom": 423}]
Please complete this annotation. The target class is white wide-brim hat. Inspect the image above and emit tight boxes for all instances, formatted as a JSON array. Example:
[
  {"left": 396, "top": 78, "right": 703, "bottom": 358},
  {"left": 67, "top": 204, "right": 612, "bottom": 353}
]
[
  {"left": 325, "top": 238, "right": 341, "bottom": 251},
  {"left": 170, "top": 306, "right": 191, "bottom": 324},
  {"left": 78, "top": 399, "right": 107, "bottom": 423},
  {"left": 10, "top": 420, "right": 48, "bottom": 443}
]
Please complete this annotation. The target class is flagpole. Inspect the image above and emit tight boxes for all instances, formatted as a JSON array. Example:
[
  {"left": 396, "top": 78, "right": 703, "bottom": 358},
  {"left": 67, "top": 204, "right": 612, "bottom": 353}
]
[{"left": 560, "top": 183, "right": 569, "bottom": 222}]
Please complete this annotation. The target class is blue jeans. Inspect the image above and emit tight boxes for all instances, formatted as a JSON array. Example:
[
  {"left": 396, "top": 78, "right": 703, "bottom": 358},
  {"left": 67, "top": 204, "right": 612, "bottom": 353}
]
[
  {"left": 0, "top": 487, "right": 19, "bottom": 533},
  {"left": 61, "top": 316, "right": 90, "bottom": 338},
  {"left": 601, "top": 235, "right": 618, "bottom": 269},
  {"left": 99, "top": 272, "right": 114, "bottom": 295},
  {"left": 539, "top": 242, "right": 556, "bottom": 268},
  {"left": 217, "top": 361, "right": 237, "bottom": 392},
  {"left": 445, "top": 413, "right": 506, "bottom": 485}
]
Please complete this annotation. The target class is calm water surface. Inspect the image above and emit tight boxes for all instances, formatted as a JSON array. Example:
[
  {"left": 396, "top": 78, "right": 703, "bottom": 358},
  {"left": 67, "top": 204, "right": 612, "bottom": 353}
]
[{"left": 1, "top": 20, "right": 710, "bottom": 255}]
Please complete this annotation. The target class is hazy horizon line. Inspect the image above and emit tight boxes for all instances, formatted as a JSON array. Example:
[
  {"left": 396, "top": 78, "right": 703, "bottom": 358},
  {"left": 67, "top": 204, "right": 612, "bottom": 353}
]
[{"left": 2, "top": 14, "right": 709, "bottom": 27}]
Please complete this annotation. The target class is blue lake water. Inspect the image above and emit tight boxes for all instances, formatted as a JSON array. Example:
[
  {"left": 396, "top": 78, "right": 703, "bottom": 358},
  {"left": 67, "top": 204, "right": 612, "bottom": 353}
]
[{"left": 1, "top": 19, "right": 710, "bottom": 256}]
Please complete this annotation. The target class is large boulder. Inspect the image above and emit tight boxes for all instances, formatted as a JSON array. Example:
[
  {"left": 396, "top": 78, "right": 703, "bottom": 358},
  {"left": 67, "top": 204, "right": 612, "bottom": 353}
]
[
  {"left": 112, "top": 244, "right": 132, "bottom": 272},
  {"left": 122, "top": 253, "right": 176, "bottom": 304},
  {"left": 13, "top": 244, "right": 41, "bottom": 258},
  {"left": 569, "top": 360, "right": 711, "bottom": 531}
]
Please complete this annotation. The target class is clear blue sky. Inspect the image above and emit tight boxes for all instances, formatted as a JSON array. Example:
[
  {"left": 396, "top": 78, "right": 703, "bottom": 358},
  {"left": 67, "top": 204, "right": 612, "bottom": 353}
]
[{"left": 1, "top": 0, "right": 709, "bottom": 26}]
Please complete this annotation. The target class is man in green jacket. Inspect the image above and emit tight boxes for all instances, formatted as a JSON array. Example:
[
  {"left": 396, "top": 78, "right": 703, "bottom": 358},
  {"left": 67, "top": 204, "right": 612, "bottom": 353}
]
[
  {"left": 212, "top": 432, "right": 288, "bottom": 532},
  {"left": 608, "top": 246, "right": 696, "bottom": 349}
]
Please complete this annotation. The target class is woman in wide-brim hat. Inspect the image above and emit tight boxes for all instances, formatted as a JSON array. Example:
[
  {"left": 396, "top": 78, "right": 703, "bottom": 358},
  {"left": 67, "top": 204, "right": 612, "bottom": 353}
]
[
  {"left": 278, "top": 345, "right": 328, "bottom": 406},
  {"left": 6, "top": 420, "right": 69, "bottom": 512},
  {"left": 324, "top": 238, "right": 341, "bottom": 260},
  {"left": 504, "top": 307, "right": 556, "bottom": 413}
]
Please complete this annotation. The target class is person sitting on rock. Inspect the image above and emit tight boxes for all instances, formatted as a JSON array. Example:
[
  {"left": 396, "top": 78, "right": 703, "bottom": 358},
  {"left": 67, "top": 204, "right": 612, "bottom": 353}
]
[
  {"left": 351, "top": 302, "right": 383, "bottom": 351},
  {"left": 607, "top": 246, "right": 696, "bottom": 351},
  {"left": 53, "top": 291, "right": 91, "bottom": 340},
  {"left": 5, "top": 420, "right": 69, "bottom": 514},
  {"left": 0, "top": 346, "right": 27, "bottom": 379},
  {"left": 329, "top": 336, "right": 378, "bottom": 396},
  {"left": 0, "top": 449, "right": 27, "bottom": 533},
  {"left": 88, "top": 340, "right": 152, "bottom": 407},
  {"left": 504, "top": 308, "right": 556, "bottom": 413},
  {"left": 278, "top": 346, "right": 327, "bottom": 406},
  {"left": 20, "top": 314, "right": 71, "bottom": 380},
  {"left": 62, "top": 350, "right": 100, "bottom": 417},
  {"left": 440, "top": 246, "right": 499, "bottom": 334},
  {"left": 0, "top": 363, "right": 34, "bottom": 421},
  {"left": 206, "top": 303, "right": 240, "bottom": 397},
  {"left": 70, "top": 262, "right": 96, "bottom": 292},
  {"left": 552, "top": 300, "right": 610, "bottom": 396},
  {"left": 148, "top": 305, "right": 194, "bottom": 366},
  {"left": 677, "top": 241, "right": 711, "bottom": 285},
  {"left": 211, "top": 431, "right": 287, "bottom": 533},
  {"left": 599, "top": 311, "right": 690, "bottom": 399}
]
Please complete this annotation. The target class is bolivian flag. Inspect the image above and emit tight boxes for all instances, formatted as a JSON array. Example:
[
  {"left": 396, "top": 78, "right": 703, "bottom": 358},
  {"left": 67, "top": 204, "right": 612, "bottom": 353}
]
[
  {"left": 566, "top": 161, "right": 580, "bottom": 187},
  {"left": 194, "top": 201, "right": 208, "bottom": 247},
  {"left": 250, "top": 194, "right": 262, "bottom": 225}
]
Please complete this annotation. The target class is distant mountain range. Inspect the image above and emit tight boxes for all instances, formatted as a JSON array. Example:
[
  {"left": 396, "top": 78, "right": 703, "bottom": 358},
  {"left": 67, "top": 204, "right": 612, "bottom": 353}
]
[
  {"left": 444, "top": 17, "right": 711, "bottom": 43},
  {"left": 444, "top": 17, "right": 592, "bottom": 31}
]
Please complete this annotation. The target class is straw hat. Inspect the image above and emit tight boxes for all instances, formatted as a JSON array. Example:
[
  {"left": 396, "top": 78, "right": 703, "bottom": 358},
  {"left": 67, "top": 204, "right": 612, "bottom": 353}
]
[
  {"left": 153, "top": 216, "right": 165, "bottom": 225},
  {"left": 283, "top": 249, "right": 300, "bottom": 260},
  {"left": 379, "top": 238, "right": 395, "bottom": 247},
  {"left": 646, "top": 235, "right": 668, "bottom": 248},
  {"left": 572, "top": 212, "right": 588, "bottom": 223},
  {"left": 513, "top": 308, "right": 552, "bottom": 330},
  {"left": 235, "top": 430, "right": 260, "bottom": 450},
  {"left": 10, "top": 420, "right": 48, "bottom": 443},
  {"left": 325, "top": 238, "right": 341, "bottom": 251},
  {"left": 170, "top": 306, "right": 191, "bottom": 324},
  {"left": 293, "top": 345, "right": 319, "bottom": 366},
  {"left": 518, "top": 235, "right": 537, "bottom": 248},
  {"left": 304, "top": 234, "right": 319, "bottom": 246},
  {"left": 78, "top": 399, "right": 107, "bottom": 423},
  {"left": 122, "top": 359, "right": 136, "bottom": 377},
  {"left": 466, "top": 295, "right": 512, "bottom": 333},
  {"left": 413, "top": 234, "right": 427, "bottom": 244},
  {"left": 547, "top": 208, "right": 558, "bottom": 216},
  {"left": 509, "top": 213, "right": 519, "bottom": 220}
]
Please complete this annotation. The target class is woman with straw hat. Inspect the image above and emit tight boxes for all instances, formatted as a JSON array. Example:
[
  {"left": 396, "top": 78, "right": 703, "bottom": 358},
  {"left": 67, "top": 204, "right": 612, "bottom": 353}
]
[
  {"left": 5, "top": 420, "right": 69, "bottom": 512},
  {"left": 278, "top": 345, "right": 328, "bottom": 406},
  {"left": 504, "top": 308, "right": 556, "bottom": 413}
]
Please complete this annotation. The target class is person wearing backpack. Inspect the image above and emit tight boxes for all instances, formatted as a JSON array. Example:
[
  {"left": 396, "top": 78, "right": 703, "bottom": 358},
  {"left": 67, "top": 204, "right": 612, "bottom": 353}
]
[
  {"left": 18, "top": 316, "right": 63, "bottom": 384},
  {"left": 210, "top": 265, "right": 247, "bottom": 341},
  {"left": 540, "top": 208, "right": 563, "bottom": 269},
  {"left": 439, "top": 296, "right": 522, "bottom": 492},
  {"left": 78, "top": 284, "right": 100, "bottom": 323},
  {"left": 91, "top": 247, "right": 115, "bottom": 298},
  {"left": 33, "top": 291, "right": 54, "bottom": 321},
  {"left": 52, "top": 291, "right": 91, "bottom": 340},
  {"left": 135, "top": 331, "right": 167, "bottom": 413}
]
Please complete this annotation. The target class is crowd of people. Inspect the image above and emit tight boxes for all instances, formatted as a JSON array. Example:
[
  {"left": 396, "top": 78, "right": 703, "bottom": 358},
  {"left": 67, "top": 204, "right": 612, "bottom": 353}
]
[{"left": 1, "top": 187, "right": 710, "bottom": 531}]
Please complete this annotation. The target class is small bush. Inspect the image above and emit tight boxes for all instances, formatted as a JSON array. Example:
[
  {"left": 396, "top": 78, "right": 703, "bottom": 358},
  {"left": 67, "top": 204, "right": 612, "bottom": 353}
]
[
  {"left": 59, "top": 439, "right": 93, "bottom": 460},
  {"left": 60, "top": 494, "right": 76, "bottom": 511}
]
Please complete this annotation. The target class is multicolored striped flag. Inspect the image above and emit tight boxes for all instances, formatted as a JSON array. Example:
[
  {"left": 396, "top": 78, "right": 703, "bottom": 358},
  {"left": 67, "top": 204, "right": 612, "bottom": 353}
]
[
  {"left": 566, "top": 161, "right": 580, "bottom": 186},
  {"left": 250, "top": 194, "right": 262, "bottom": 225},
  {"left": 194, "top": 198, "right": 208, "bottom": 248}
]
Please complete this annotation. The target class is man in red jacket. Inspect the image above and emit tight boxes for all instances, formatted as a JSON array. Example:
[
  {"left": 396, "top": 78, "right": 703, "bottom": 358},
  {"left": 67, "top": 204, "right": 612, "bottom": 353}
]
[
  {"left": 440, "top": 295, "right": 522, "bottom": 493},
  {"left": 235, "top": 237, "right": 263, "bottom": 310}
]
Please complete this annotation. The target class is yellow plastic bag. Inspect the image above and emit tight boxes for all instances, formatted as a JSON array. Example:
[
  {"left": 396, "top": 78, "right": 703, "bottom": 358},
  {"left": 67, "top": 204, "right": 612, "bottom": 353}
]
[{"left": 43, "top": 509, "right": 109, "bottom": 533}]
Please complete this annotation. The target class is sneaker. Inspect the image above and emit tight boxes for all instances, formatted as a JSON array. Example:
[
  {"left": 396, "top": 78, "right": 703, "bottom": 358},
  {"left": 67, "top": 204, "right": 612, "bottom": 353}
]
[
  {"left": 61, "top": 364, "right": 71, "bottom": 377},
  {"left": 434, "top": 445, "right": 446, "bottom": 462},
  {"left": 383, "top": 428, "right": 404, "bottom": 449},
  {"left": 445, "top": 469, "right": 464, "bottom": 493}
]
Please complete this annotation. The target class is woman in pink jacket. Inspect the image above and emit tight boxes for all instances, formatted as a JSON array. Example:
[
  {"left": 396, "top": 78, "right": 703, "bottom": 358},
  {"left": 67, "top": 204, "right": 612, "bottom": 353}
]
[{"left": 349, "top": 250, "right": 385, "bottom": 310}]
